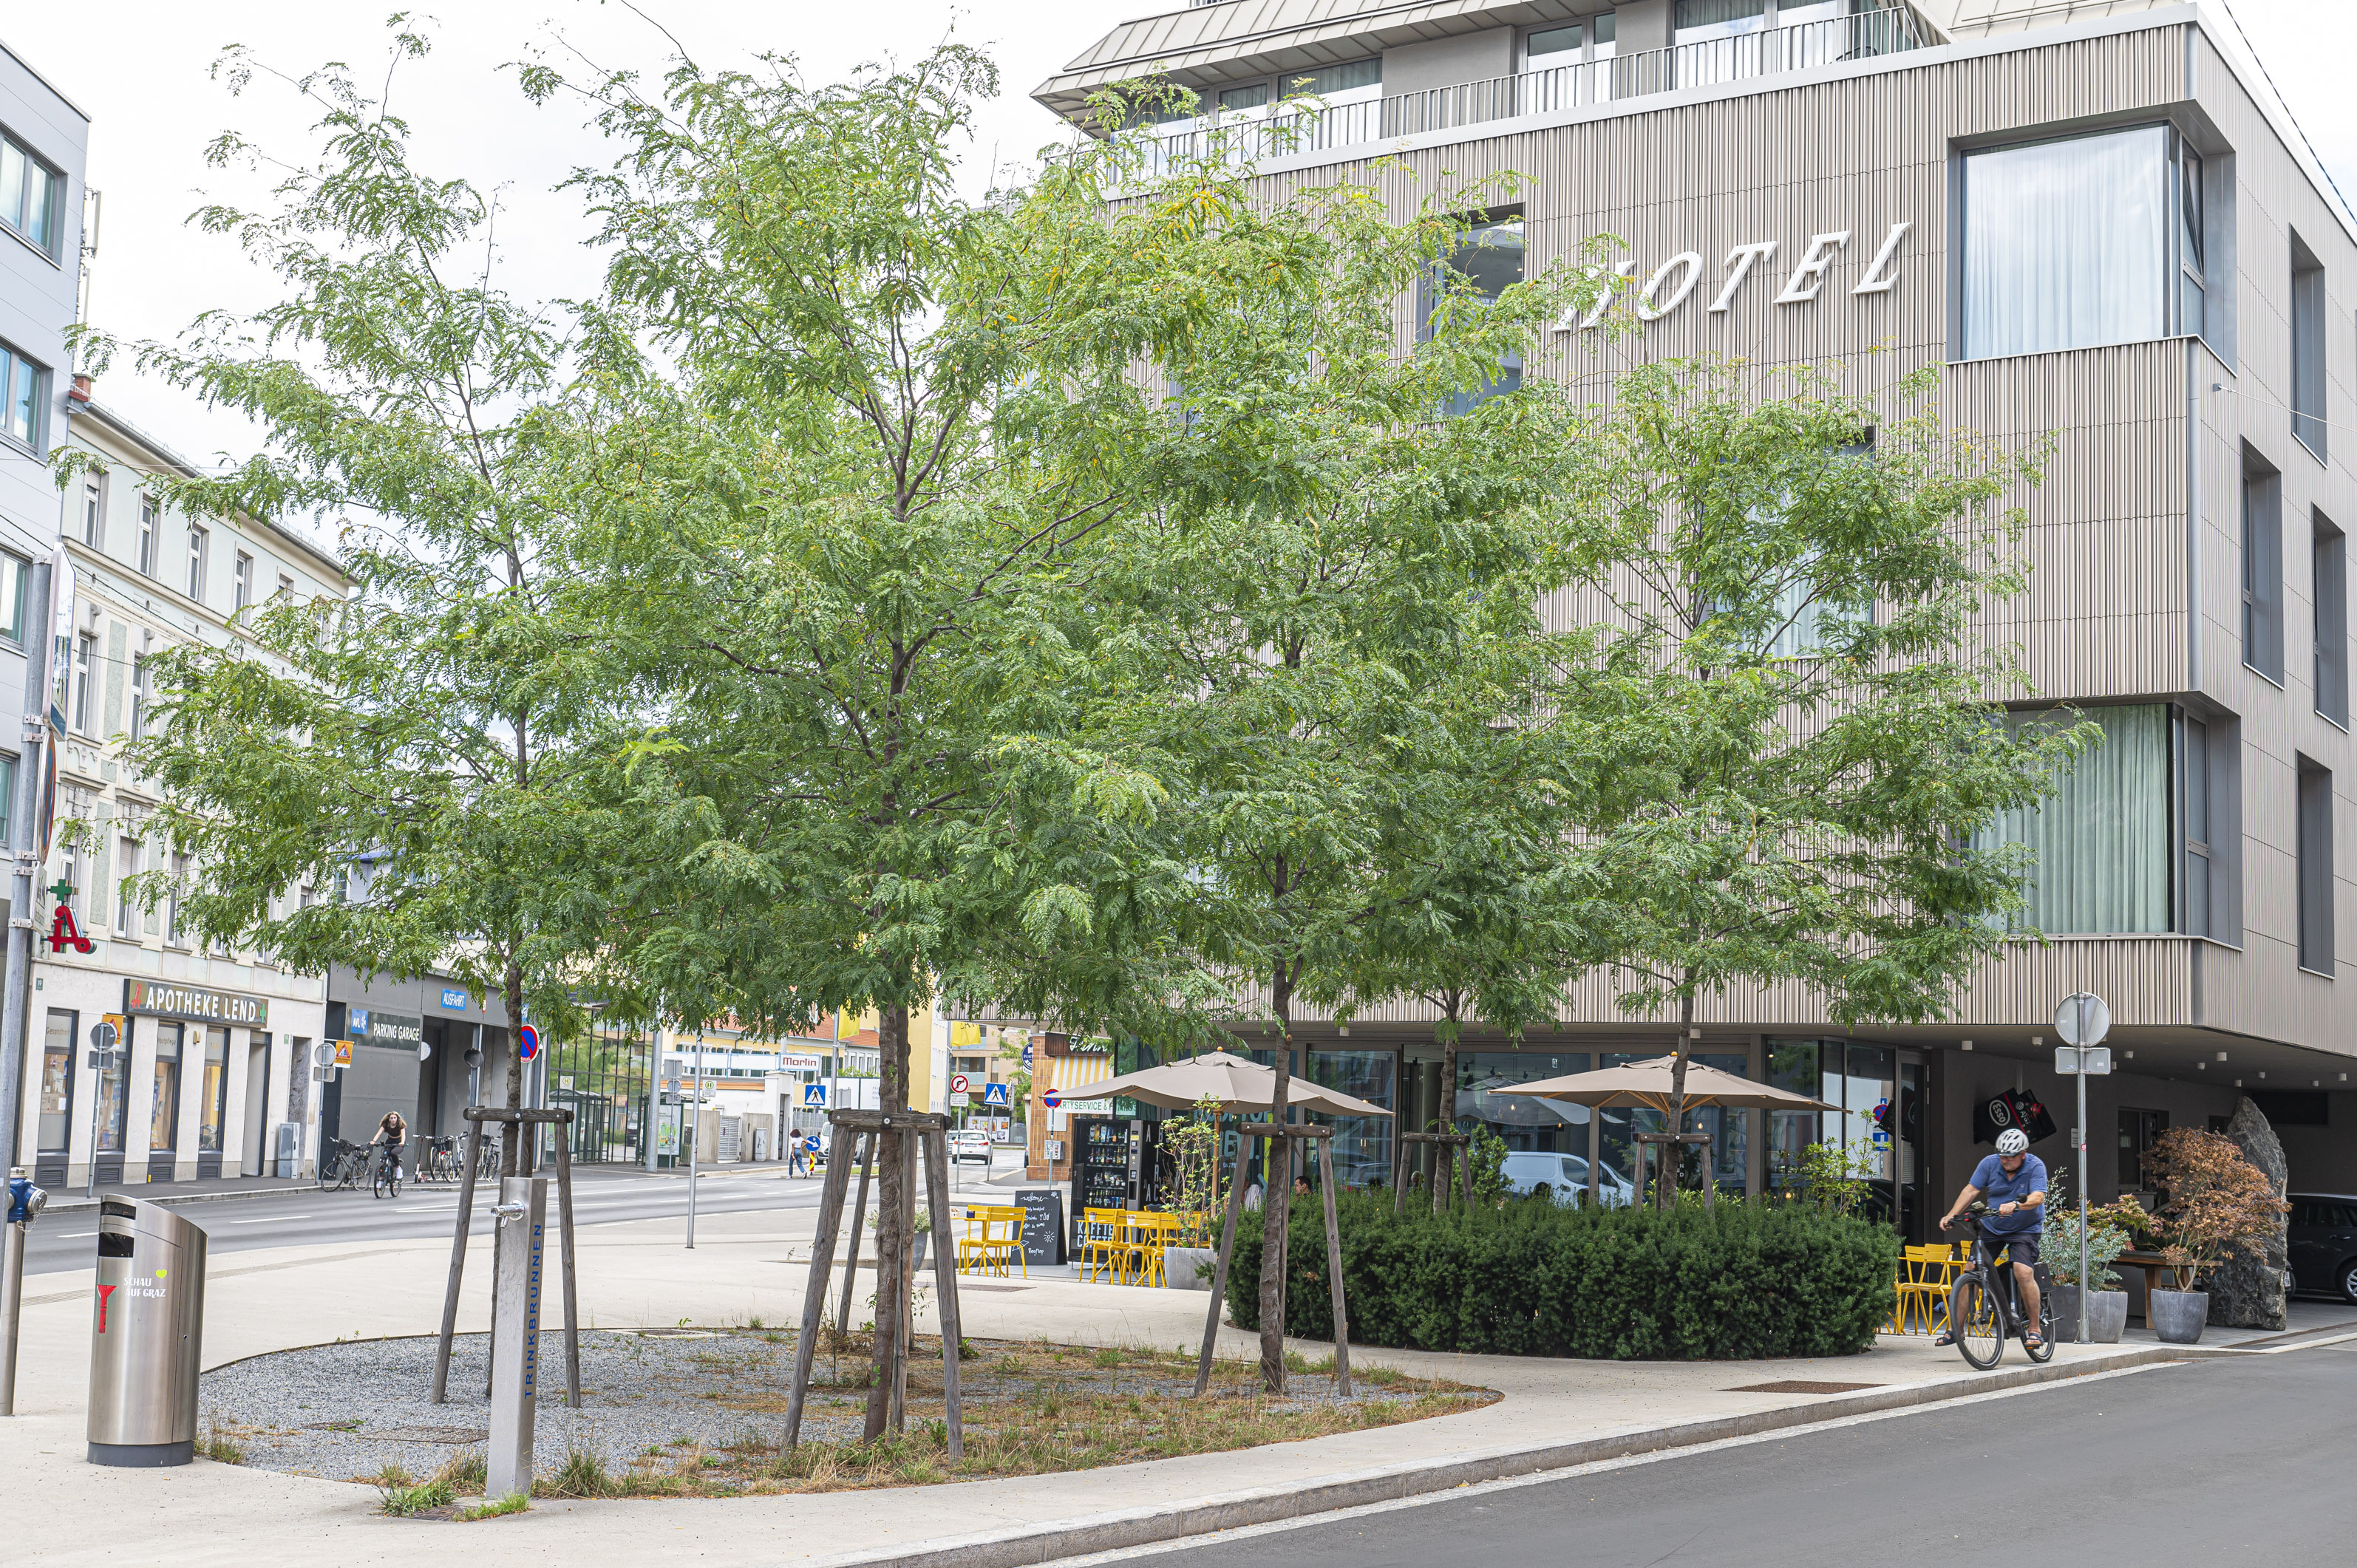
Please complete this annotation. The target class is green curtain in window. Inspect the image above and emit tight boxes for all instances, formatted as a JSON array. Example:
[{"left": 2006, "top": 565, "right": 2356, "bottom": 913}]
[{"left": 1974, "top": 704, "right": 2170, "bottom": 934}]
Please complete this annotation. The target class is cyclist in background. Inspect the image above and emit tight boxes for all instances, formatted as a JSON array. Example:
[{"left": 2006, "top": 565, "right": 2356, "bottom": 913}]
[
  {"left": 370, "top": 1109, "right": 409, "bottom": 1184},
  {"left": 1938, "top": 1126, "right": 2048, "bottom": 1349}
]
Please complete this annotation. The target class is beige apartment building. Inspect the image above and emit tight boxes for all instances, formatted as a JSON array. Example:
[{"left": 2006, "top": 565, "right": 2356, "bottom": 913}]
[
  {"left": 1036, "top": 0, "right": 2356, "bottom": 1247},
  {"left": 18, "top": 389, "right": 347, "bottom": 1188}
]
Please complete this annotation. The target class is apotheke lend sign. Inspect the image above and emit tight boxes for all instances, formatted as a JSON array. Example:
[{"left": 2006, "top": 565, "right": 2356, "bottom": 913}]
[{"left": 123, "top": 979, "right": 268, "bottom": 1027}]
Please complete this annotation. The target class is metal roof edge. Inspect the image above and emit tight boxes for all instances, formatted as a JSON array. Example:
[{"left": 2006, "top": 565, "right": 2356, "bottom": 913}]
[{"left": 0, "top": 34, "right": 93, "bottom": 124}]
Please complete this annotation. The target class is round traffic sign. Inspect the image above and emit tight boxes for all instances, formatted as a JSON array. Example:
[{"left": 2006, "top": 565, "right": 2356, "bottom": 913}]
[
  {"left": 2053, "top": 992, "right": 2112, "bottom": 1046},
  {"left": 89, "top": 1020, "right": 118, "bottom": 1051},
  {"left": 950, "top": 1073, "right": 970, "bottom": 1095},
  {"left": 1043, "top": 1088, "right": 1062, "bottom": 1110},
  {"left": 519, "top": 1023, "right": 542, "bottom": 1062}
]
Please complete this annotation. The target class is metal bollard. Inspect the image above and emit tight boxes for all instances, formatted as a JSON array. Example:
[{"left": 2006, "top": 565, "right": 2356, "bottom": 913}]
[
  {"left": 485, "top": 1177, "right": 548, "bottom": 1499},
  {"left": 3, "top": 1168, "right": 50, "bottom": 1416},
  {"left": 86, "top": 1198, "right": 208, "bottom": 1465}
]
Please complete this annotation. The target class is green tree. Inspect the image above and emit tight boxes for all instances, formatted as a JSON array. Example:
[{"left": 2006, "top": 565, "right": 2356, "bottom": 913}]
[
  {"left": 1559, "top": 360, "right": 2086, "bottom": 1199},
  {"left": 88, "top": 29, "right": 626, "bottom": 1173}
]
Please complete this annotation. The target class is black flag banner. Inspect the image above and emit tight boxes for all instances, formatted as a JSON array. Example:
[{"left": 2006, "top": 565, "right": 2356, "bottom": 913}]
[{"left": 1972, "top": 1087, "right": 2059, "bottom": 1147}]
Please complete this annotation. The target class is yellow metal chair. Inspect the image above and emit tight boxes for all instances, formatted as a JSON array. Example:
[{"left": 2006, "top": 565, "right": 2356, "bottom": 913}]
[
  {"left": 1121, "top": 1211, "right": 1183, "bottom": 1287},
  {"left": 956, "top": 1204, "right": 1028, "bottom": 1279},
  {"left": 1078, "top": 1208, "right": 1129, "bottom": 1283},
  {"left": 1891, "top": 1243, "right": 1961, "bottom": 1334}
]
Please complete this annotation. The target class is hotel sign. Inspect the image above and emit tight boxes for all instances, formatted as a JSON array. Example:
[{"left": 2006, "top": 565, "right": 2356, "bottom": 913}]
[
  {"left": 1557, "top": 222, "right": 1913, "bottom": 332},
  {"left": 123, "top": 979, "right": 269, "bottom": 1028}
]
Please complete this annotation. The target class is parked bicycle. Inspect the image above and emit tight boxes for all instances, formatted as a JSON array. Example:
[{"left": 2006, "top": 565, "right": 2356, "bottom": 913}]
[
  {"left": 1942, "top": 1201, "right": 2055, "bottom": 1369},
  {"left": 316, "top": 1138, "right": 370, "bottom": 1192},
  {"left": 415, "top": 1135, "right": 463, "bottom": 1184}
]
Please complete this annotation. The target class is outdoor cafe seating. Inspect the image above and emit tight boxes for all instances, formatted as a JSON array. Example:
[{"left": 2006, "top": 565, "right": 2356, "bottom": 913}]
[
  {"left": 955, "top": 1204, "right": 1029, "bottom": 1279},
  {"left": 1887, "top": 1242, "right": 1962, "bottom": 1334}
]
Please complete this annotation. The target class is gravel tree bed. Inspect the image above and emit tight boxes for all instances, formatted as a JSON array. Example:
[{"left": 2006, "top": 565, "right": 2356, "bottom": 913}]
[{"left": 200, "top": 1329, "right": 1494, "bottom": 1496}]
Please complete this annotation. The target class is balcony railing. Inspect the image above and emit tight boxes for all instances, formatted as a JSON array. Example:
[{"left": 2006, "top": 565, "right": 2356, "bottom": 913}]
[{"left": 1134, "top": 10, "right": 1925, "bottom": 180}]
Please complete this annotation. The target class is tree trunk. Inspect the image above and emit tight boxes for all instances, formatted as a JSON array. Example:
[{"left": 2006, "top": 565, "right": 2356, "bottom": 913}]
[
  {"left": 863, "top": 1000, "right": 913, "bottom": 1440},
  {"left": 1660, "top": 989, "right": 1695, "bottom": 1211},
  {"left": 501, "top": 961, "right": 525, "bottom": 1178},
  {"left": 1257, "top": 964, "right": 1293, "bottom": 1395}
]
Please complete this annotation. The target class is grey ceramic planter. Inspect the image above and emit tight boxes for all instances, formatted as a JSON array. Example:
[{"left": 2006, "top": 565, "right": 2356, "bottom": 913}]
[
  {"left": 2050, "top": 1285, "right": 2129, "bottom": 1343},
  {"left": 2149, "top": 1288, "right": 2210, "bottom": 1344},
  {"left": 1164, "top": 1245, "right": 1217, "bottom": 1290}
]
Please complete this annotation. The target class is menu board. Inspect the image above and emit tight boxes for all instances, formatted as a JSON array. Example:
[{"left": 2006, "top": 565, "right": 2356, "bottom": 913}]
[{"left": 1017, "top": 1188, "right": 1066, "bottom": 1267}]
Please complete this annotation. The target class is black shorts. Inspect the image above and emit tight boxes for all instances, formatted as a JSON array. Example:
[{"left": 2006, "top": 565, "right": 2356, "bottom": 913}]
[{"left": 1988, "top": 1234, "right": 2040, "bottom": 1268}]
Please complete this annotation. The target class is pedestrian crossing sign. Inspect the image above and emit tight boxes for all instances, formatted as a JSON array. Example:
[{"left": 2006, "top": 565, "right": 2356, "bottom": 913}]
[
  {"left": 803, "top": 1083, "right": 828, "bottom": 1107},
  {"left": 982, "top": 1082, "right": 1010, "bottom": 1107}
]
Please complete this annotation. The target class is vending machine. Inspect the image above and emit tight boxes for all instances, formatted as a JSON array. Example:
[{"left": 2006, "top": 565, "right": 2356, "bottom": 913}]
[{"left": 1066, "top": 1115, "right": 1167, "bottom": 1252}]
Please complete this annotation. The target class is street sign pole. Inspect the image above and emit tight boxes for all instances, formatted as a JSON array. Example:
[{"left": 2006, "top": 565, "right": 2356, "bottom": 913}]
[
  {"left": 686, "top": 1031, "right": 704, "bottom": 1250},
  {"left": 2054, "top": 991, "right": 2113, "bottom": 1347}
]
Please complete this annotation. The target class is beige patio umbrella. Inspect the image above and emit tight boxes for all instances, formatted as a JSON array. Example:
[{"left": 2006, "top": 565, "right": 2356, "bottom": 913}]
[{"left": 1510, "top": 1054, "right": 1838, "bottom": 1207}]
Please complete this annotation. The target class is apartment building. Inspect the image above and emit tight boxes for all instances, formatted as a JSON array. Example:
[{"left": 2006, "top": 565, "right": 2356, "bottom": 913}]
[
  {"left": 22, "top": 395, "right": 347, "bottom": 1188},
  {"left": 1038, "top": 0, "right": 2357, "bottom": 1235}
]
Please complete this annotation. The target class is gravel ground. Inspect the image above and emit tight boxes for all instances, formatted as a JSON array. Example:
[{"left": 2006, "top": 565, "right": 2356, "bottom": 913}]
[{"left": 200, "top": 1331, "right": 1444, "bottom": 1483}]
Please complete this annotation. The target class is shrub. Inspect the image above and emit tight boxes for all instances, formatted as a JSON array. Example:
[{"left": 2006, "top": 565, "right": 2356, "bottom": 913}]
[
  {"left": 2144, "top": 1128, "right": 2288, "bottom": 1291},
  {"left": 1224, "top": 1190, "right": 1897, "bottom": 1360}
]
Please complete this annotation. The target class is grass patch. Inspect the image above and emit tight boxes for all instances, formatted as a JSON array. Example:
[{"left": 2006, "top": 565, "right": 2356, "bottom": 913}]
[
  {"left": 455, "top": 1491, "right": 530, "bottom": 1522},
  {"left": 376, "top": 1476, "right": 455, "bottom": 1516},
  {"left": 542, "top": 1445, "right": 611, "bottom": 1499}
]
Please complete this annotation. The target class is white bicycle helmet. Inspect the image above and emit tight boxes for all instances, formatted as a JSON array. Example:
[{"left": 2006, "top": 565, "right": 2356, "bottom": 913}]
[{"left": 1996, "top": 1128, "right": 2030, "bottom": 1156}]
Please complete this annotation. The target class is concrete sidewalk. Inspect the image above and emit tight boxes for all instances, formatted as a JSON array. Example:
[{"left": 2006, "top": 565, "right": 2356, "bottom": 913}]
[{"left": 2, "top": 1200, "right": 2338, "bottom": 1568}]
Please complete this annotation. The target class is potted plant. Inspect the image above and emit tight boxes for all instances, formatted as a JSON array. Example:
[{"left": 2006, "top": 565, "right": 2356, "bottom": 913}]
[
  {"left": 2044, "top": 1193, "right": 2144, "bottom": 1343},
  {"left": 2141, "top": 1128, "right": 2288, "bottom": 1345}
]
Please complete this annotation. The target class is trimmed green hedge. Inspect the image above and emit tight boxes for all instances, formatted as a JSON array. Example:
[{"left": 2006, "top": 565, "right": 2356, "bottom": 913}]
[{"left": 1223, "top": 1192, "right": 1897, "bottom": 1360}]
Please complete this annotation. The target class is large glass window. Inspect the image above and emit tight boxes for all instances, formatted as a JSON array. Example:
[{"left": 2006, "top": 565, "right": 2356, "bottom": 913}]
[
  {"left": 1597, "top": 1051, "right": 1747, "bottom": 1196},
  {"left": 1973, "top": 704, "right": 2172, "bottom": 934},
  {"left": 0, "top": 133, "right": 63, "bottom": 255},
  {"left": 1453, "top": 1051, "right": 1594, "bottom": 1153},
  {"left": 2297, "top": 760, "right": 2333, "bottom": 975},
  {"left": 0, "top": 553, "right": 27, "bottom": 645},
  {"left": 2245, "top": 459, "right": 2285, "bottom": 683},
  {"left": 1425, "top": 215, "right": 1525, "bottom": 417},
  {"left": 2183, "top": 717, "right": 2212, "bottom": 938},
  {"left": 38, "top": 1009, "right": 75, "bottom": 1154},
  {"left": 2292, "top": 234, "right": 2327, "bottom": 460},
  {"left": 1964, "top": 126, "right": 2193, "bottom": 360},
  {"left": 1279, "top": 59, "right": 1381, "bottom": 106},
  {"left": 2319, "top": 515, "right": 2349, "bottom": 729},
  {"left": 151, "top": 1023, "right": 183, "bottom": 1152},
  {"left": 1304, "top": 1048, "right": 1394, "bottom": 1191},
  {"left": 200, "top": 1026, "right": 231, "bottom": 1153},
  {"left": 1676, "top": 0, "right": 1766, "bottom": 44},
  {"left": 1, "top": 339, "right": 47, "bottom": 450}
]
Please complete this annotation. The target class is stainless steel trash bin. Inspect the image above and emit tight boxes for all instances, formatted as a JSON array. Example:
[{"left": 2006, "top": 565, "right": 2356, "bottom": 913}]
[{"left": 87, "top": 1198, "right": 207, "bottom": 1466}]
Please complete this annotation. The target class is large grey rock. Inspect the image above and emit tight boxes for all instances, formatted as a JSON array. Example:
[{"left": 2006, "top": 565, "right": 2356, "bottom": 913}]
[{"left": 2207, "top": 1097, "right": 2288, "bottom": 1330}]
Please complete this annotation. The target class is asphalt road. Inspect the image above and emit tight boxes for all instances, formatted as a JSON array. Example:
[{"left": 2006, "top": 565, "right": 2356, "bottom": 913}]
[
  {"left": 21, "top": 1153, "right": 1021, "bottom": 1276},
  {"left": 1141, "top": 1340, "right": 2357, "bottom": 1568}
]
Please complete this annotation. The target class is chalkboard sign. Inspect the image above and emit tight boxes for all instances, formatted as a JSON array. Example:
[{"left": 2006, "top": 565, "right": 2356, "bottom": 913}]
[{"left": 1017, "top": 1189, "right": 1066, "bottom": 1267}]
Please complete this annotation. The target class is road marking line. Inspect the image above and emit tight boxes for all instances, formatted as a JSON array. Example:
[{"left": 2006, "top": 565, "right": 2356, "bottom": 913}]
[{"left": 1028, "top": 1362, "right": 2189, "bottom": 1568}]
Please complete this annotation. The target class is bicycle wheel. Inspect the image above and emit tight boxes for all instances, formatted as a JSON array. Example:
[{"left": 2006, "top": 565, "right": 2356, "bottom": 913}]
[
  {"left": 2025, "top": 1285, "right": 2056, "bottom": 1363},
  {"left": 1949, "top": 1275, "right": 2005, "bottom": 1370},
  {"left": 317, "top": 1150, "right": 340, "bottom": 1190}
]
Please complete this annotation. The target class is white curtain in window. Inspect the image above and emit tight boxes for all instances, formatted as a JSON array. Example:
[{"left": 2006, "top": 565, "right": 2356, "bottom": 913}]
[
  {"left": 1975, "top": 704, "right": 2171, "bottom": 934},
  {"left": 1964, "top": 126, "right": 2169, "bottom": 360}
]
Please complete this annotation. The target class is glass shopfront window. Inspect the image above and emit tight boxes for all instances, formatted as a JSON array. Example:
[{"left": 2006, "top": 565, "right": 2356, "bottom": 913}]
[
  {"left": 38, "top": 1009, "right": 75, "bottom": 1153},
  {"left": 1305, "top": 1048, "right": 1395, "bottom": 1191},
  {"left": 1454, "top": 1051, "right": 1592, "bottom": 1152},
  {"left": 151, "top": 1023, "right": 184, "bottom": 1152},
  {"left": 552, "top": 1024, "right": 655, "bottom": 1165},
  {"left": 198, "top": 1026, "right": 231, "bottom": 1153},
  {"left": 1598, "top": 1052, "right": 1749, "bottom": 1196}
]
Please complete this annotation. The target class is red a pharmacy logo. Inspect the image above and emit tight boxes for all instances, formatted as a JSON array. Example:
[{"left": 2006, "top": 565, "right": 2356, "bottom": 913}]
[{"left": 95, "top": 1284, "right": 117, "bottom": 1333}]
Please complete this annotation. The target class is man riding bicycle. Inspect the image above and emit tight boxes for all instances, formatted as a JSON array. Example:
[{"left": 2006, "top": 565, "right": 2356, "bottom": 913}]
[{"left": 1937, "top": 1127, "right": 2047, "bottom": 1349}]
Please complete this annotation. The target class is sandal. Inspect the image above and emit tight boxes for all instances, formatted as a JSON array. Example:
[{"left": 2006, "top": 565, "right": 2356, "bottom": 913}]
[
  {"left": 1933, "top": 1330, "right": 1956, "bottom": 1347},
  {"left": 2021, "top": 1332, "right": 2044, "bottom": 1350}
]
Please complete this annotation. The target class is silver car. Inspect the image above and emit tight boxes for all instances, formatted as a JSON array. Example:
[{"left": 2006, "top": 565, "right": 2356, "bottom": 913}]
[{"left": 1500, "top": 1150, "right": 1636, "bottom": 1208}]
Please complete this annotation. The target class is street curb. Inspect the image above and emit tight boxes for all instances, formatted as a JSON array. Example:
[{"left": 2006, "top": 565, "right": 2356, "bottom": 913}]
[
  {"left": 39, "top": 1184, "right": 334, "bottom": 1215},
  {"left": 802, "top": 1346, "right": 2201, "bottom": 1568}
]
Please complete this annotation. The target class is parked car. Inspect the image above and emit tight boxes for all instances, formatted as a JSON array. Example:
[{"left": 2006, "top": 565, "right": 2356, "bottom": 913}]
[
  {"left": 950, "top": 1129, "right": 995, "bottom": 1167},
  {"left": 1500, "top": 1150, "right": 1636, "bottom": 1208},
  {"left": 2288, "top": 1193, "right": 2357, "bottom": 1303}
]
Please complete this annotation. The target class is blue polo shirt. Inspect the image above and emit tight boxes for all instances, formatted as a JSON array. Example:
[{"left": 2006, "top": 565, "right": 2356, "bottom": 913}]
[{"left": 1971, "top": 1153, "right": 2047, "bottom": 1235}]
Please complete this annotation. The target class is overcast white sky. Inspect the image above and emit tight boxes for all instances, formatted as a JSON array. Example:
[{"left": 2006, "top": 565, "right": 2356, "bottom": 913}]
[{"left": 4, "top": 0, "right": 2353, "bottom": 483}]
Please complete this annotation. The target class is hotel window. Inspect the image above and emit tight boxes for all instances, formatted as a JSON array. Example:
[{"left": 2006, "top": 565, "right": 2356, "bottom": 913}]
[
  {"left": 234, "top": 551, "right": 254, "bottom": 610},
  {"left": 186, "top": 524, "right": 209, "bottom": 602},
  {"left": 2320, "top": 514, "right": 2350, "bottom": 729},
  {"left": 2297, "top": 758, "right": 2334, "bottom": 975},
  {"left": 137, "top": 495, "right": 160, "bottom": 577},
  {"left": 83, "top": 476, "right": 106, "bottom": 549},
  {"left": 115, "top": 836, "right": 143, "bottom": 938},
  {"left": 2183, "top": 717, "right": 2213, "bottom": 938},
  {"left": 1424, "top": 214, "right": 1526, "bottom": 417},
  {"left": 1277, "top": 59, "right": 1381, "bottom": 107},
  {"left": 2243, "top": 455, "right": 2285, "bottom": 684},
  {"left": 1962, "top": 125, "right": 2207, "bottom": 360},
  {"left": 1, "top": 131, "right": 64, "bottom": 256},
  {"left": 1526, "top": 21, "right": 1585, "bottom": 65},
  {"left": 1971, "top": 705, "right": 2172, "bottom": 935},
  {"left": 0, "top": 552, "right": 27, "bottom": 644},
  {"left": 2291, "top": 232, "right": 2327, "bottom": 460},
  {"left": 0, "top": 338, "right": 47, "bottom": 451},
  {"left": 1216, "top": 81, "right": 1268, "bottom": 116},
  {"left": 71, "top": 633, "right": 95, "bottom": 734}
]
